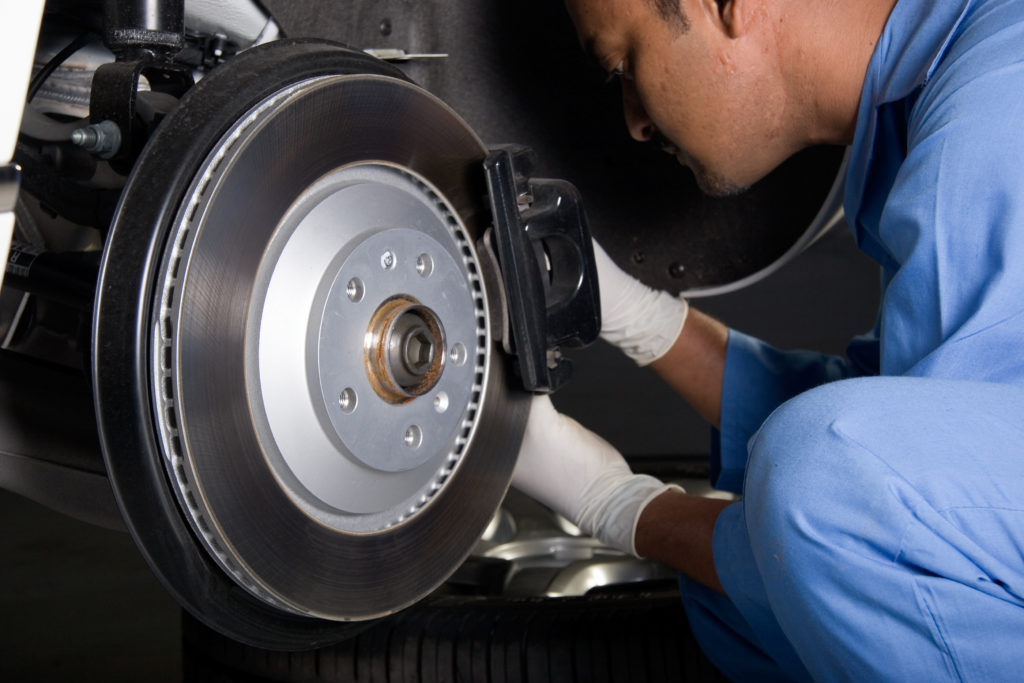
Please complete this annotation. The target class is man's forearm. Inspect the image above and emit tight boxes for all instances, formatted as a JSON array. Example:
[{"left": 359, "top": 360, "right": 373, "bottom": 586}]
[
  {"left": 634, "top": 488, "right": 731, "bottom": 592},
  {"left": 649, "top": 307, "right": 729, "bottom": 429},
  {"left": 642, "top": 308, "right": 729, "bottom": 590}
]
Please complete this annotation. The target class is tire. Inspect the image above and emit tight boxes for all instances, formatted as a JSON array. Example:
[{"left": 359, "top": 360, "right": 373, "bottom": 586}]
[{"left": 183, "top": 588, "right": 727, "bottom": 683}]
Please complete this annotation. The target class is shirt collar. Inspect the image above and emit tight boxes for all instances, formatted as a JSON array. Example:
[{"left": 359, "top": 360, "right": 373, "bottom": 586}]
[
  {"left": 844, "top": 0, "right": 972, "bottom": 235},
  {"left": 867, "top": 0, "right": 972, "bottom": 106}
]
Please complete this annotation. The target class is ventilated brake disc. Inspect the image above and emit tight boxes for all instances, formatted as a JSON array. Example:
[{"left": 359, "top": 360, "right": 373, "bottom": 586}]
[{"left": 93, "top": 41, "right": 528, "bottom": 644}]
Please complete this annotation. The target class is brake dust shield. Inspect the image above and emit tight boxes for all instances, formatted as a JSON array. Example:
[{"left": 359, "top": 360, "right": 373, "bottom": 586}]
[{"left": 94, "top": 48, "right": 528, "bottom": 633}]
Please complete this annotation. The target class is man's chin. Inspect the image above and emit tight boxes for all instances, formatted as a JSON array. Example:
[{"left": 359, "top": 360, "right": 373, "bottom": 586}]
[
  {"left": 695, "top": 172, "right": 749, "bottom": 198},
  {"left": 680, "top": 155, "right": 749, "bottom": 198}
]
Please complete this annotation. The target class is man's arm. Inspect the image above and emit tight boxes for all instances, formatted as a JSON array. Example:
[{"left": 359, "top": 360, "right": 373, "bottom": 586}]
[
  {"left": 635, "top": 488, "right": 730, "bottom": 592},
  {"left": 512, "top": 394, "right": 729, "bottom": 593},
  {"left": 509, "top": 242, "right": 733, "bottom": 593},
  {"left": 609, "top": 277, "right": 730, "bottom": 590},
  {"left": 592, "top": 241, "right": 728, "bottom": 426},
  {"left": 649, "top": 308, "right": 728, "bottom": 429}
]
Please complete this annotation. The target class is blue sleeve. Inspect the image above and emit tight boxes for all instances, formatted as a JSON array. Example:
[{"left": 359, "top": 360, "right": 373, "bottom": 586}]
[
  {"left": 871, "top": 23, "right": 1024, "bottom": 383},
  {"left": 711, "top": 329, "right": 879, "bottom": 493}
]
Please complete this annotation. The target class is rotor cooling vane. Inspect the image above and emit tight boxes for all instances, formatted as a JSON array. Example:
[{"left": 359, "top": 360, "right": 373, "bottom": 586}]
[{"left": 93, "top": 41, "right": 529, "bottom": 645}]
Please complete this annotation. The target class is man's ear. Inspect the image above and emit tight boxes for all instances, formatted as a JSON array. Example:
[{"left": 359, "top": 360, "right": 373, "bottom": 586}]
[{"left": 698, "top": 0, "right": 748, "bottom": 39}]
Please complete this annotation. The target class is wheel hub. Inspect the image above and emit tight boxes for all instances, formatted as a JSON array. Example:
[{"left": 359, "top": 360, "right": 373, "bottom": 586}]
[
  {"left": 250, "top": 163, "right": 488, "bottom": 519},
  {"left": 365, "top": 295, "right": 446, "bottom": 403}
]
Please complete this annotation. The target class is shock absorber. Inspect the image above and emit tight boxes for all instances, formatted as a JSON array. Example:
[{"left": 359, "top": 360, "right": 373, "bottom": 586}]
[
  {"left": 102, "top": 0, "right": 185, "bottom": 62},
  {"left": 88, "top": 0, "right": 193, "bottom": 171}
]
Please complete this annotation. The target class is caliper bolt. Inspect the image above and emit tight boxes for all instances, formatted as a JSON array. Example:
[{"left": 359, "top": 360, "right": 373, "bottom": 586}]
[{"left": 70, "top": 120, "right": 122, "bottom": 159}]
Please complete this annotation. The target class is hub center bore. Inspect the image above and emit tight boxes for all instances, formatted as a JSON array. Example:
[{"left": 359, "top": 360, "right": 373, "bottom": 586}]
[{"left": 365, "top": 295, "right": 446, "bottom": 404}]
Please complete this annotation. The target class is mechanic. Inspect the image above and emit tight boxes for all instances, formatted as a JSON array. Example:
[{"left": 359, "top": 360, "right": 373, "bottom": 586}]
[{"left": 511, "top": 0, "right": 1024, "bottom": 679}]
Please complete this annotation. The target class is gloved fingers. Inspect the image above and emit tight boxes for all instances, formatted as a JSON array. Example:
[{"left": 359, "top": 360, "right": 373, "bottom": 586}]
[
  {"left": 591, "top": 238, "right": 640, "bottom": 332},
  {"left": 510, "top": 393, "right": 684, "bottom": 557},
  {"left": 510, "top": 394, "right": 578, "bottom": 514},
  {"left": 591, "top": 238, "right": 689, "bottom": 366},
  {"left": 512, "top": 393, "right": 629, "bottom": 524}
]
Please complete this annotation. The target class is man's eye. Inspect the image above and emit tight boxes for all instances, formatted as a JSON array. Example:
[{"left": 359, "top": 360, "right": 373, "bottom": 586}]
[{"left": 605, "top": 60, "right": 632, "bottom": 83}]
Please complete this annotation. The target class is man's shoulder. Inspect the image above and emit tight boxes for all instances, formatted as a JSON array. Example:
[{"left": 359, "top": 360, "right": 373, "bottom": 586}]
[
  {"left": 922, "top": 0, "right": 1024, "bottom": 98},
  {"left": 910, "top": 0, "right": 1024, "bottom": 149}
]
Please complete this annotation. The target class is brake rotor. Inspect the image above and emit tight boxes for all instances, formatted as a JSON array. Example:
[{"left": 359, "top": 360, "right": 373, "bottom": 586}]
[{"left": 94, "top": 41, "right": 528, "bottom": 639}]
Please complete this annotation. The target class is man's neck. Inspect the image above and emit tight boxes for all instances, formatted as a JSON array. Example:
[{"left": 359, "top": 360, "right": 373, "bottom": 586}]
[{"left": 781, "top": 0, "right": 898, "bottom": 146}]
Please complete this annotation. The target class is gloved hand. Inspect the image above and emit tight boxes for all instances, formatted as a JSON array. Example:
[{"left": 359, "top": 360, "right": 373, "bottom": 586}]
[
  {"left": 594, "top": 240, "right": 689, "bottom": 366},
  {"left": 511, "top": 394, "right": 683, "bottom": 556}
]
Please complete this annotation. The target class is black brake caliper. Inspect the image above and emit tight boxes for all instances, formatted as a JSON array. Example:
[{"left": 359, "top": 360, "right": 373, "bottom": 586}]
[{"left": 484, "top": 145, "right": 601, "bottom": 393}]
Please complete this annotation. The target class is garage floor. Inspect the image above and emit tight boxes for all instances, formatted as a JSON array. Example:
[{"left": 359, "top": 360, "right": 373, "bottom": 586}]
[{"left": 0, "top": 489, "right": 182, "bottom": 682}]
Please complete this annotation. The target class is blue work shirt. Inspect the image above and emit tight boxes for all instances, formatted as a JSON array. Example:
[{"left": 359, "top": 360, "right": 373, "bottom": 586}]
[{"left": 713, "top": 0, "right": 1024, "bottom": 493}]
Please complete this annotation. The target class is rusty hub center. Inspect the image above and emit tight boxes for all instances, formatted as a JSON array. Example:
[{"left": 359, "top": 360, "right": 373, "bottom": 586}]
[{"left": 365, "top": 295, "right": 446, "bottom": 404}]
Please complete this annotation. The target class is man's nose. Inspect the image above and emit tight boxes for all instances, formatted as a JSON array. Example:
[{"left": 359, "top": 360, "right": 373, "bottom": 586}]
[{"left": 621, "top": 79, "right": 655, "bottom": 142}]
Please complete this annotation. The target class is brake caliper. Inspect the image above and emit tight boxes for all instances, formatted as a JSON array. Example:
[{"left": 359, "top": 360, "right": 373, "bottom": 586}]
[{"left": 484, "top": 145, "right": 601, "bottom": 393}]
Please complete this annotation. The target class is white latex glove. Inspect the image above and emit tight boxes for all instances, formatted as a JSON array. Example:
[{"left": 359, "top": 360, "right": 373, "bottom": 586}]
[
  {"left": 511, "top": 394, "right": 683, "bottom": 556},
  {"left": 594, "top": 240, "right": 689, "bottom": 366}
]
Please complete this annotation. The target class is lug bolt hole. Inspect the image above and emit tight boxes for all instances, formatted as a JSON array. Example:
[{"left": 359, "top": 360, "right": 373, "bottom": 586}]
[
  {"left": 449, "top": 342, "right": 467, "bottom": 367},
  {"left": 404, "top": 425, "right": 422, "bottom": 449},
  {"left": 339, "top": 387, "right": 357, "bottom": 413},
  {"left": 434, "top": 392, "right": 449, "bottom": 413},
  {"left": 416, "top": 253, "right": 433, "bottom": 278},
  {"left": 346, "top": 277, "right": 364, "bottom": 303}
]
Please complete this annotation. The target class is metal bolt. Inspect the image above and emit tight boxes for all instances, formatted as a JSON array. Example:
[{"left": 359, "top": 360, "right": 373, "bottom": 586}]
[
  {"left": 70, "top": 120, "right": 122, "bottom": 159},
  {"left": 379, "top": 18, "right": 392, "bottom": 36},
  {"left": 668, "top": 262, "right": 686, "bottom": 278},
  {"left": 381, "top": 250, "right": 396, "bottom": 270},
  {"left": 402, "top": 326, "right": 435, "bottom": 376}
]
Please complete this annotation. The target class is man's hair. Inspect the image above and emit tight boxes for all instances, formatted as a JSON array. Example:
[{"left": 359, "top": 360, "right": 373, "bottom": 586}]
[{"left": 647, "top": 0, "right": 690, "bottom": 33}]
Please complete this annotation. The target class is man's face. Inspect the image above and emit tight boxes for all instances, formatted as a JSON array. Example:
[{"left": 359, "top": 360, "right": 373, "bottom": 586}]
[{"left": 565, "top": 0, "right": 790, "bottom": 196}]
